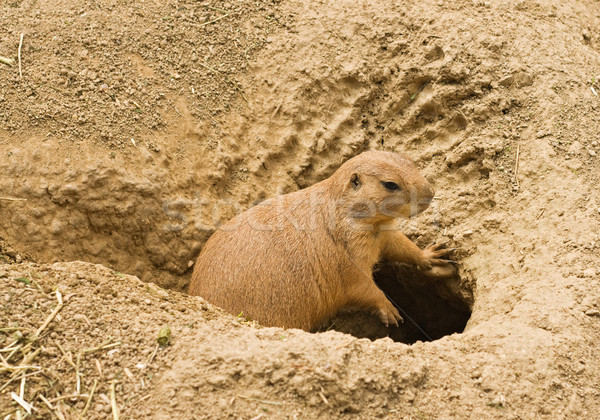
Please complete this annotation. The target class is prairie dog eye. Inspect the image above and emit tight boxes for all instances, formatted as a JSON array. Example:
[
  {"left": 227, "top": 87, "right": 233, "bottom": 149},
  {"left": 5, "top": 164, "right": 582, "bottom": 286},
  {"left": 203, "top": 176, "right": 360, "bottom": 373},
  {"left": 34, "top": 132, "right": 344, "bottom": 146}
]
[{"left": 381, "top": 181, "right": 400, "bottom": 191}]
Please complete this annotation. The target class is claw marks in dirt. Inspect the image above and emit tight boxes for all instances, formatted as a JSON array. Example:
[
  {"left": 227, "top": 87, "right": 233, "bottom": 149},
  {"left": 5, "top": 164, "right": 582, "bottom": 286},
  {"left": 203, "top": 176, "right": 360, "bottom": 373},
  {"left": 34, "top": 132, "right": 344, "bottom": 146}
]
[
  {"left": 245, "top": 74, "right": 372, "bottom": 188},
  {"left": 242, "top": 49, "right": 497, "bottom": 192}
]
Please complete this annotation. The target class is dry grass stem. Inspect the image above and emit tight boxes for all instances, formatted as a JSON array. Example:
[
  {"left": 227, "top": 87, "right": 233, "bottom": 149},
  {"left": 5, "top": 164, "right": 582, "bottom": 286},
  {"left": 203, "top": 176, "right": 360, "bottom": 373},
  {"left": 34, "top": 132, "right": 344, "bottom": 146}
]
[
  {"left": 18, "top": 33, "right": 23, "bottom": 79},
  {"left": 0, "top": 370, "right": 42, "bottom": 393},
  {"left": 1, "top": 364, "right": 41, "bottom": 374},
  {"left": 56, "top": 342, "right": 77, "bottom": 370},
  {"left": 40, "top": 394, "right": 67, "bottom": 420},
  {"left": 0, "top": 56, "right": 14, "bottom": 66},
  {"left": 110, "top": 381, "right": 120, "bottom": 420},
  {"left": 5, "top": 344, "right": 24, "bottom": 363},
  {"left": 142, "top": 343, "right": 159, "bottom": 368},
  {"left": 10, "top": 391, "right": 33, "bottom": 414},
  {"left": 536, "top": 208, "right": 545, "bottom": 219},
  {"left": 514, "top": 143, "right": 520, "bottom": 190},
  {"left": 35, "top": 290, "right": 64, "bottom": 337},
  {"left": 39, "top": 393, "right": 54, "bottom": 410},
  {"left": 0, "top": 196, "right": 27, "bottom": 201},
  {"left": 138, "top": 394, "right": 152, "bottom": 402},
  {"left": 318, "top": 386, "right": 329, "bottom": 405},
  {"left": 83, "top": 340, "right": 121, "bottom": 353},
  {"left": 0, "top": 327, "right": 31, "bottom": 333},
  {"left": 189, "top": 12, "right": 232, "bottom": 27},
  {"left": 1, "top": 338, "right": 22, "bottom": 352},
  {"left": 95, "top": 358, "right": 103, "bottom": 377},
  {"left": 77, "top": 379, "right": 98, "bottom": 420},
  {"left": 19, "top": 347, "right": 41, "bottom": 367},
  {"left": 76, "top": 351, "right": 82, "bottom": 394}
]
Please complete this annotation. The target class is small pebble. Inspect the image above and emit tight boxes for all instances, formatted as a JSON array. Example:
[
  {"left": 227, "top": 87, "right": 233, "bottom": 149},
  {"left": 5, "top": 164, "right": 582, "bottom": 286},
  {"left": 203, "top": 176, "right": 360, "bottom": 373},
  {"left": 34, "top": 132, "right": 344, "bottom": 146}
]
[
  {"left": 566, "top": 159, "right": 583, "bottom": 171},
  {"left": 592, "top": 141, "right": 599, "bottom": 147},
  {"left": 568, "top": 141, "right": 583, "bottom": 155},
  {"left": 585, "top": 309, "right": 600, "bottom": 316},
  {"left": 499, "top": 75, "right": 514, "bottom": 87},
  {"left": 68, "top": 274, "right": 79, "bottom": 286},
  {"left": 536, "top": 130, "right": 551, "bottom": 138},
  {"left": 207, "top": 375, "right": 228, "bottom": 387},
  {"left": 492, "top": 394, "right": 506, "bottom": 407},
  {"left": 589, "top": 149, "right": 597, "bottom": 157},
  {"left": 41, "top": 346, "right": 59, "bottom": 357}
]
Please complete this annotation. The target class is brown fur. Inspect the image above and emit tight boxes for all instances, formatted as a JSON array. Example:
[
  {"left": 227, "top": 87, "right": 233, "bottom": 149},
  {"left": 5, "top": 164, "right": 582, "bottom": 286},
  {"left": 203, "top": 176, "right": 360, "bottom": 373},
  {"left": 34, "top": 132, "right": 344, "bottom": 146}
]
[{"left": 188, "top": 150, "right": 453, "bottom": 330}]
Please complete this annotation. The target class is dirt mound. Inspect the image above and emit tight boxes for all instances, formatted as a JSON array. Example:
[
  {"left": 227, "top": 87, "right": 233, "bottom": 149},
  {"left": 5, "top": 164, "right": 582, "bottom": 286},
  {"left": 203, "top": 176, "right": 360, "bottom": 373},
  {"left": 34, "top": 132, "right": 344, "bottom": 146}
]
[
  {"left": 0, "top": 261, "right": 214, "bottom": 419},
  {"left": 2, "top": 0, "right": 600, "bottom": 418}
]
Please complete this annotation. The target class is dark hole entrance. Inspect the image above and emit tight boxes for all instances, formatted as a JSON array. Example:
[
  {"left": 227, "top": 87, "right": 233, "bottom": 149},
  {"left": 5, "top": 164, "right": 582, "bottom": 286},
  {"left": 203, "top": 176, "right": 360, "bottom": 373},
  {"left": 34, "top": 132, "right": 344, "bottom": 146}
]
[{"left": 320, "top": 262, "right": 474, "bottom": 344}]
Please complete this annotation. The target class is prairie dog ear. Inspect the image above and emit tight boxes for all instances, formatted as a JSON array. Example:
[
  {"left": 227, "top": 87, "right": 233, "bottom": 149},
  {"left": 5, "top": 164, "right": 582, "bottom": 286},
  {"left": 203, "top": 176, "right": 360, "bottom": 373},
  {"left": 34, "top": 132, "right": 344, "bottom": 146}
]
[{"left": 349, "top": 173, "right": 361, "bottom": 190}]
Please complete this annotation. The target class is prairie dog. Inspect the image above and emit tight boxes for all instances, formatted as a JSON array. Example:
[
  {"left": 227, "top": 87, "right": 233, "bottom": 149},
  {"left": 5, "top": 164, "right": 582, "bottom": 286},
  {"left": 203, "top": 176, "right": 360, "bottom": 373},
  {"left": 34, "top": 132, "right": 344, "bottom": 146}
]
[{"left": 188, "top": 150, "right": 453, "bottom": 330}]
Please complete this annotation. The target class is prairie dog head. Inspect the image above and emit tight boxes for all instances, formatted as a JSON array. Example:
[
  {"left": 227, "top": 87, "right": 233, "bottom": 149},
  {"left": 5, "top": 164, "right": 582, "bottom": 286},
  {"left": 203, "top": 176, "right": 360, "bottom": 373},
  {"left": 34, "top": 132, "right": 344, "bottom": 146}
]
[{"left": 332, "top": 150, "right": 434, "bottom": 224}]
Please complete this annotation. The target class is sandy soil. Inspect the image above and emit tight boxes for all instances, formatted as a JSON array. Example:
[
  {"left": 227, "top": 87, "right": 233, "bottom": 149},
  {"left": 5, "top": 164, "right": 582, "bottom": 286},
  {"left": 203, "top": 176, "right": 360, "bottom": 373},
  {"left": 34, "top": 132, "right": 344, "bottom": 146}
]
[{"left": 1, "top": 0, "right": 600, "bottom": 418}]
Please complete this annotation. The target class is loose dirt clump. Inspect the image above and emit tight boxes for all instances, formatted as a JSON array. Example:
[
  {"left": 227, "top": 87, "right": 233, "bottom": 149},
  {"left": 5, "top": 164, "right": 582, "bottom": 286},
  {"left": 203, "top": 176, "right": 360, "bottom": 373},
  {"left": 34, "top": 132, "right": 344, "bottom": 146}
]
[{"left": 2, "top": 0, "right": 600, "bottom": 418}]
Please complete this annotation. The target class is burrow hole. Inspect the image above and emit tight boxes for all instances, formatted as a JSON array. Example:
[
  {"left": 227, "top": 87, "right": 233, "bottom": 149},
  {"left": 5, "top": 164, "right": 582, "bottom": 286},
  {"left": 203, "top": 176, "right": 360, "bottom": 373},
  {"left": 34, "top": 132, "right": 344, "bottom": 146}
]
[{"left": 319, "top": 262, "right": 474, "bottom": 344}]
